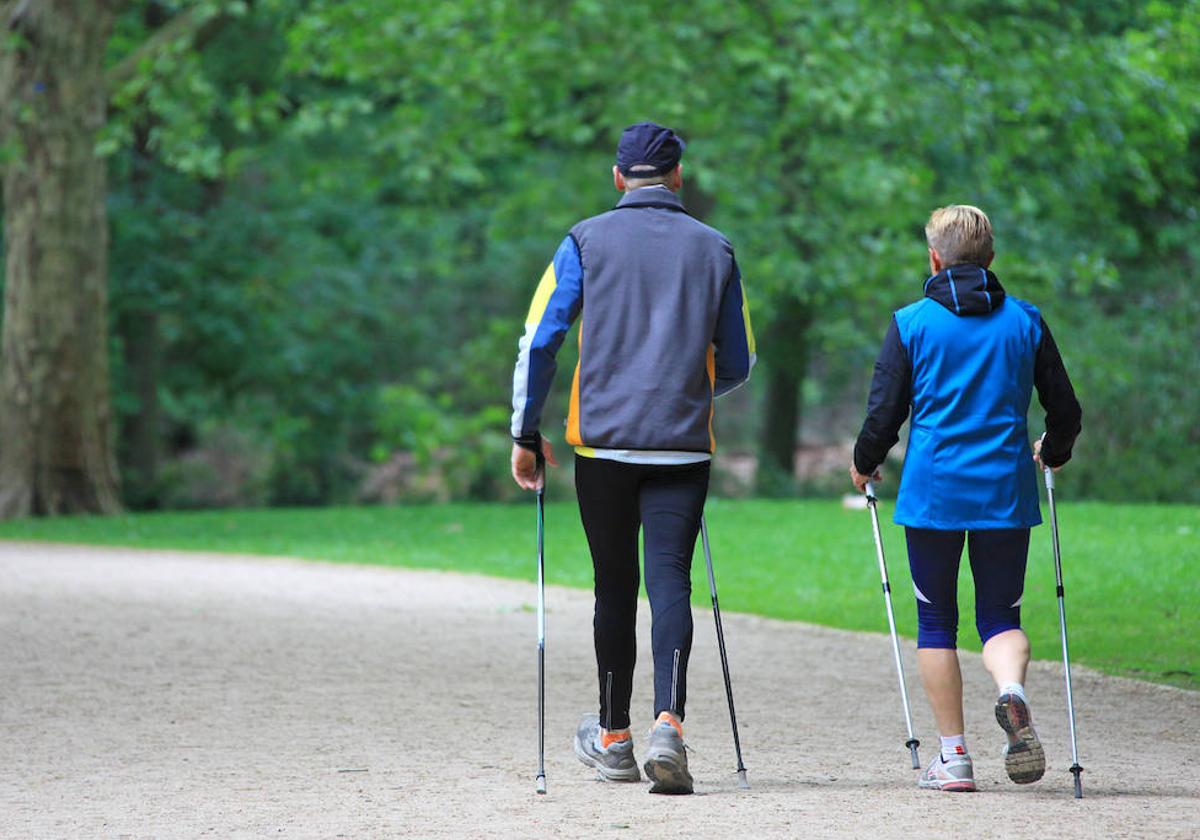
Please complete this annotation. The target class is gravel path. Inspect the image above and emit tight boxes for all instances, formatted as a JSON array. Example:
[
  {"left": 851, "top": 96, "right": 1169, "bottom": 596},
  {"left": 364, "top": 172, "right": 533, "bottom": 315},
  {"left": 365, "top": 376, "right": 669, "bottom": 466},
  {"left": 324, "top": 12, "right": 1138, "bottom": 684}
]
[{"left": 1, "top": 542, "right": 1197, "bottom": 839}]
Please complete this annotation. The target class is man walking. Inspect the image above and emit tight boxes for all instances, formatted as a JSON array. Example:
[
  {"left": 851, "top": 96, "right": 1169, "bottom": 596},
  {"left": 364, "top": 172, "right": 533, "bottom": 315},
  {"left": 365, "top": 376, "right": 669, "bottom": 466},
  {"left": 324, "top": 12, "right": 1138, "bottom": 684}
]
[
  {"left": 851, "top": 205, "right": 1082, "bottom": 792},
  {"left": 509, "top": 122, "right": 755, "bottom": 794}
]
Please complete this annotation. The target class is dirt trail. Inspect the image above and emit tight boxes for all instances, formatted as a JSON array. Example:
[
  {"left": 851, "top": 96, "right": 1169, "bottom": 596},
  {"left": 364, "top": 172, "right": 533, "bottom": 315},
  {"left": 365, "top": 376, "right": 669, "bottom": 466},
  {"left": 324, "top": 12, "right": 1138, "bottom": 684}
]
[{"left": 1, "top": 543, "right": 1196, "bottom": 839}]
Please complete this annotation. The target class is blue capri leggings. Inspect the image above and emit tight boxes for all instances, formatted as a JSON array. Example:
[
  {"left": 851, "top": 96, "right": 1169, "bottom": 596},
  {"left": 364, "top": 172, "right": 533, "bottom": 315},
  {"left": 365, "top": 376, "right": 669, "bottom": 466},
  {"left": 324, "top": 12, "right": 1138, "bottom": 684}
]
[{"left": 905, "top": 527, "right": 1030, "bottom": 649}]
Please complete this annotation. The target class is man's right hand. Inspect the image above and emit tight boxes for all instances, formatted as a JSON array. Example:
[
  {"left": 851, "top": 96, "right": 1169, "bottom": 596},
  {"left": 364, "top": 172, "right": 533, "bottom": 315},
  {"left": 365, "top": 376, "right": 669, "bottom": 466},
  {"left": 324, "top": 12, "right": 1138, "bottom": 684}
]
[{"left": 511, "top": 438, "right": 558, "bottom": 491}]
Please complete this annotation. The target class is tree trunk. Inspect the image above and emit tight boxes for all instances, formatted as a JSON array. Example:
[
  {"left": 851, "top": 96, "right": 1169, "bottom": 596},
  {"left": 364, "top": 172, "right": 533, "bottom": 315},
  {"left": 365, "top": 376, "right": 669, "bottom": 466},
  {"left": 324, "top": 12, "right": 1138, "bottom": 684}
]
[
  {"left": 760, "top": 299, "right": 810, "bottom": 482},
  {"left": 759, "top": 63, "right": 817, "bottom": 491},
  {"left": 116, "top": 116, "right": 162, "bottom": 510},
  {"left": 118, "top": 308, "right": 160, "bottom": 508},
  {"left": 0, "top": 0, "right": 120, "bottom": 517}
]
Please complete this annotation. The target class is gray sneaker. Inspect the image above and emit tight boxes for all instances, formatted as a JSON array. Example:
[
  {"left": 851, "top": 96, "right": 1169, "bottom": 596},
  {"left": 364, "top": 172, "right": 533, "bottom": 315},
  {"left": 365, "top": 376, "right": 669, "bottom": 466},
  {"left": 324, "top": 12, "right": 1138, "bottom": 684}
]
[
  {"left": 642, "top": 714, "right": 693, "bottom": 795},
  {"left": 918, "top": 753, "right": 977, "bottom": 792},
  {"left": 574, "top": 714, "right": 641, "bottom": 782},
  {"left": 996, "top": 692, "right": 1046, "bottom": 784}
]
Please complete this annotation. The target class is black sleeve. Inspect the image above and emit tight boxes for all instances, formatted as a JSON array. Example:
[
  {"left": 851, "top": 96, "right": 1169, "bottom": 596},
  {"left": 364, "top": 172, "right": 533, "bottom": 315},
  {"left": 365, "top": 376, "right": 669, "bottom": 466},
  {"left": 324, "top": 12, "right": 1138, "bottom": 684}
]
[
  {"left": 1034, "top": 317, "right": 1082, "bottom": 468},
  {"left": 853, "top": 317, "right": 912, "bottom": 475}
]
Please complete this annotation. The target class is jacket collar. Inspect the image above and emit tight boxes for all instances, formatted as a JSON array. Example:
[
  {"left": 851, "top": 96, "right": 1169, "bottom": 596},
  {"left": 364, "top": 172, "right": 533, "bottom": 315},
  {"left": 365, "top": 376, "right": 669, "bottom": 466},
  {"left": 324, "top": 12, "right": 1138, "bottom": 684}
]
[
  {"left": 614, "top": 187, "right": 688, "bottom": 212},
  {"left": 924, "top": 264, "right": 1006, "bottom": 315}
]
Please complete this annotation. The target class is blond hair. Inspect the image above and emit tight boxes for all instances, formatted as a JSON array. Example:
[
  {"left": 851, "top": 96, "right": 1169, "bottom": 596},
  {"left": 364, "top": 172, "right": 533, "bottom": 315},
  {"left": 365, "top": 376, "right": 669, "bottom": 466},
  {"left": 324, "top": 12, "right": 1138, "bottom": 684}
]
[{"left": 925, "top": 205, "right": 994, "bottom": 266}]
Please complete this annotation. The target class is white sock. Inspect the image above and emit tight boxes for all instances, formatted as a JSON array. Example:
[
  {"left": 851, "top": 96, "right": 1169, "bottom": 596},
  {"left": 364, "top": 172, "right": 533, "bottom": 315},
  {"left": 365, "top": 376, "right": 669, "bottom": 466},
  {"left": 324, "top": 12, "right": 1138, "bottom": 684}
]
[
  {"left": 1000, "top": 682, "right": 1028, "bottom": 703},
  {"left": 940, "top": 734, "right": 968, "bottom": 762}
]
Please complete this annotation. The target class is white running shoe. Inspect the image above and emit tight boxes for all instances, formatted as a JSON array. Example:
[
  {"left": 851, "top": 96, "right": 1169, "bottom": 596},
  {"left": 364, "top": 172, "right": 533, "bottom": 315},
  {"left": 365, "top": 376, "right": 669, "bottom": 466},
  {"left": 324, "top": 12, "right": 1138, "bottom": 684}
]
[
  {"left": 918, "top": 753, "right": 977, "bottom": 792},
  {"left": 996, "top": 692, "right": 1046, "bottom": 784}
]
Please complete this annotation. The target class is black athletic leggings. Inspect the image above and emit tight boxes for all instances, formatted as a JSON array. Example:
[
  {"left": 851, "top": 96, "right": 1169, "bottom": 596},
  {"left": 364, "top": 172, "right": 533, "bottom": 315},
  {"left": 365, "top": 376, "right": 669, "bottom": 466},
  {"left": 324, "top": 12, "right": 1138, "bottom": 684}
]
[{"left": 574, "top": 455, "right": 709, "bottom": 731}]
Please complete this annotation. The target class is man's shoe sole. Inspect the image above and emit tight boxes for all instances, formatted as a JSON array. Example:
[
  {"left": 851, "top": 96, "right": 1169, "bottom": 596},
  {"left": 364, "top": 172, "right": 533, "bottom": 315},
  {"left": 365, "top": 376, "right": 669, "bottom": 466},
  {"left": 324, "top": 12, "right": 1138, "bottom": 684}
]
[
  {"left": 643, "top": 754, "right": 694, "bottom": 794},
  {"left": 996, "top": 694, "right": 1046, "bottom": 784},
  {"left": 573, "top": 734, "right": 642, "bottom": 782}
]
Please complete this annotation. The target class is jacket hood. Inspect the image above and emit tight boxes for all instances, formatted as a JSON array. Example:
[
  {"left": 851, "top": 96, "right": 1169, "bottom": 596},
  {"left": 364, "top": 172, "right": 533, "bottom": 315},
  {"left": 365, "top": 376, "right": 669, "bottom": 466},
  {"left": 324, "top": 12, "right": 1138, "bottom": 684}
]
[{"left": 924, "top": 264, "right": 1005, "bottom": 315}]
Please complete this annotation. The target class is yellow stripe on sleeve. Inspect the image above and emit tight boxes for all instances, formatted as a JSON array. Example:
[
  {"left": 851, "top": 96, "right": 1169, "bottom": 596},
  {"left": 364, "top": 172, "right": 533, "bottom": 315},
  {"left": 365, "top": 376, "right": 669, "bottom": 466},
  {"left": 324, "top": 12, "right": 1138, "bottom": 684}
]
[
  {"left": 566, "top": 323, "right": 584, "bottom": 446},
  {"left": 525, "top": 262, "right": 557, "bottom": 326}
]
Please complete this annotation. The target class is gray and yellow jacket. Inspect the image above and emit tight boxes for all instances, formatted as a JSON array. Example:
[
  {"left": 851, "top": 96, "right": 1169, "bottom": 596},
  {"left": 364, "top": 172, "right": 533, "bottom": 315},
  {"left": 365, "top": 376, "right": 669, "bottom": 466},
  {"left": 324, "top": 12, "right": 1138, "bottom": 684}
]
[{"left": 510, "top": 187, "right": 755, "bottom": 461}]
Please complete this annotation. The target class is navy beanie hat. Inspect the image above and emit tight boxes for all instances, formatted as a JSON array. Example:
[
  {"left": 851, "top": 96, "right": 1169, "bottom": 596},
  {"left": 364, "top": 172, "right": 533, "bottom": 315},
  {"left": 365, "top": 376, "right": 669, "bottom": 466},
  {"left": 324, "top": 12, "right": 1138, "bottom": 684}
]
[{"left": 616, "top": 122, "right": 686, "bottom": 177}]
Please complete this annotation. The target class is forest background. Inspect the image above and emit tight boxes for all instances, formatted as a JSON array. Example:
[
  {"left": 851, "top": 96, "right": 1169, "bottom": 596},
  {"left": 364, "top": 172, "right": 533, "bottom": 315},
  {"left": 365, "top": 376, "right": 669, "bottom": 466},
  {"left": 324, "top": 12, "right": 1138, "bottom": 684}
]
[{"left": 1, "top": 0, "right": 1196, "bottom": 516}]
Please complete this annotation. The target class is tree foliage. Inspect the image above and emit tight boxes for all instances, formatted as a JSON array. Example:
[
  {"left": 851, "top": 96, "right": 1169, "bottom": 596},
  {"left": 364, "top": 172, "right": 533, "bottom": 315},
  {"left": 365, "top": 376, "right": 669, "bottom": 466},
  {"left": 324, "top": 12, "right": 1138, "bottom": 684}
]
[{"left": 10, "top": 0, "right": 1188, "bottom": 509}]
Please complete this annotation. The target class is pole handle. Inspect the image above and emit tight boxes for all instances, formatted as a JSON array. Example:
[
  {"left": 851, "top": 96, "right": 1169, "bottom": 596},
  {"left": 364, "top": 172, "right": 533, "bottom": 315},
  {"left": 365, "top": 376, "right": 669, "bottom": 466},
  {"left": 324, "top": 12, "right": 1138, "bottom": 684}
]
[
  {"left": 534, "top": 446, "right": 546, "bottom": 493},
  {"left": 1038, "top": 432, "right": 1055, "bottom": 490},
  {"left": 865, "top": 481, "right": 877, "bottom": 502}
]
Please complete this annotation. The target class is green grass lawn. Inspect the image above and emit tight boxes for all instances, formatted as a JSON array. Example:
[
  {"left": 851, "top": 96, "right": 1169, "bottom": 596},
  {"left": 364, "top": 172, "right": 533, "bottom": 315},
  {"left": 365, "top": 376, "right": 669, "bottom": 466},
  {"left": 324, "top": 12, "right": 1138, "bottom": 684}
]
[{"left": 1, "top": 498, "right": 1196, "bottom": 689}]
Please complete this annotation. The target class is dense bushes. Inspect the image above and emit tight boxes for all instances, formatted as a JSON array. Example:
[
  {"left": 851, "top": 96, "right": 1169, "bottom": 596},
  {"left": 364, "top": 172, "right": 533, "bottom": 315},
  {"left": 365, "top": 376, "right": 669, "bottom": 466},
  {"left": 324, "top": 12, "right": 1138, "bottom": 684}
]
[
  {"left": 1056, "top": 291, "right": 1200, "bottom": 503},
  {"left": 76, "top": 0, "right": 1200, "bottom": 508}
]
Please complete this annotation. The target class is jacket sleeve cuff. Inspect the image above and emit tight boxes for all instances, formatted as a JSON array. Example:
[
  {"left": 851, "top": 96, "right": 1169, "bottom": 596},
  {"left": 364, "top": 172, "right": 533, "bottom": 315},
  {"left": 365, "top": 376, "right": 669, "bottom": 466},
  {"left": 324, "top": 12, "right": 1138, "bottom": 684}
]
[
  {"left": 1040, "top": 439, "right": 1073, "bottom": 469},
  {"left": 852, "top": 443, "right": 880, "bottom": 477},
  {"left": 513, "top": 431, "right": 542, "bottom": 453}
]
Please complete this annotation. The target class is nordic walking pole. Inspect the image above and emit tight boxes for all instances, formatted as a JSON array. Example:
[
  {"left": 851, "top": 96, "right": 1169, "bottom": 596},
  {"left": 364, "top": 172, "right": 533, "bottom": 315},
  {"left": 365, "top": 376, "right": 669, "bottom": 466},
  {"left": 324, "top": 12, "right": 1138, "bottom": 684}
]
[
  {"left": 700, "top": 515, "right": 750, "bottom": 789},
  {"left": 864, "top": 481, "right": 921, "bottom": 769},
  {"left": 534, "top": 451, "right": 547, "bottom": 795},
  {"left": 1042, "top": 457, "right": 1084, "bottom": 799}
]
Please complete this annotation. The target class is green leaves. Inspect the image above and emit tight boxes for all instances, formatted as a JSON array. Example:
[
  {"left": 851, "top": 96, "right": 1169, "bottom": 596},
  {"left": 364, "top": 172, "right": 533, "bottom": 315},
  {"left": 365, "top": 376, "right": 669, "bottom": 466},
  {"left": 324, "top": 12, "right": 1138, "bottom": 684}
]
[{"left": 96, "top": 0, "right": 1200, "bottom": 504}]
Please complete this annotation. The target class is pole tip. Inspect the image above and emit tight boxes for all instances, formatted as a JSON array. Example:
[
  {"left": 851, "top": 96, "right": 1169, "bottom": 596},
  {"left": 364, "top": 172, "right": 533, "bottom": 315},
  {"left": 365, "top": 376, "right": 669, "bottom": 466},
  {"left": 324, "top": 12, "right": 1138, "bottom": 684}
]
[
  {"left": 536, "top": 775, "right": 546, "bottom": 795},
  {"left": 737, "top": 769, "right": 750, "bottom": 790},
  {"left": 907, "top": 739, "right": 921, "bottom": 770},
  {"left": 1070, "top": 765, "right": 1083, "bottom": 799}
]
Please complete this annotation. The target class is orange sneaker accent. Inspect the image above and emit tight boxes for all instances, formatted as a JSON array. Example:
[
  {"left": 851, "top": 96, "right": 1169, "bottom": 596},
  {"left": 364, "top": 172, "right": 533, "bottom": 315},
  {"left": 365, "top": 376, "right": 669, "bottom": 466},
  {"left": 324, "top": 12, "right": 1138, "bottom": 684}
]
[
  {"left": 656, "top": 712, "right": 683, "bottom": 737},
  {"left": 600, "top": 729, "right": 631, "bottom": 749}
]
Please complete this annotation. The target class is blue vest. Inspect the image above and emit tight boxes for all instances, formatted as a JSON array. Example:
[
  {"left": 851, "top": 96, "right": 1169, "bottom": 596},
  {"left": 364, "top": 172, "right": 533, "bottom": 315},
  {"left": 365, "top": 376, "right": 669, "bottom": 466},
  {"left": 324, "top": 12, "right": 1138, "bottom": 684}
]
[{"left": 894, "top": 288, "right": 1043, "bottom": 530}]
